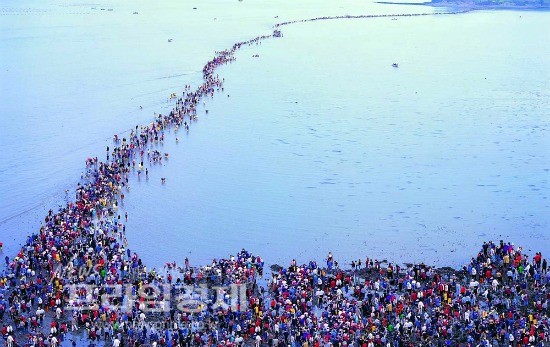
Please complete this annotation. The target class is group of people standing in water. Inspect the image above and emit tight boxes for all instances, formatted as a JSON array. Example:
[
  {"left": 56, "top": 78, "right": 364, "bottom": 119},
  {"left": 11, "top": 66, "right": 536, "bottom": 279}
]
[
  {"left": 0, "top": 10, "right": 548, "bottom": 347},
  {"left": 0, "top": 23, "right": 280, "bottom": 347}
]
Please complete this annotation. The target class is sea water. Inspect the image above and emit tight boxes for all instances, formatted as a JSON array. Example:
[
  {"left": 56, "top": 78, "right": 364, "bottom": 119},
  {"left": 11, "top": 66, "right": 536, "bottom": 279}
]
[{"left": 1, "top": 0, "right": 548, "bottom": 269}]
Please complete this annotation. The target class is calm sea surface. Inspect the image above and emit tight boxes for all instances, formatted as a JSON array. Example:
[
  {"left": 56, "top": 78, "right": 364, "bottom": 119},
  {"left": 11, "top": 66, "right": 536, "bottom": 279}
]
[{"left": 1, "top": 0, "right": 548, "bottom": 269}]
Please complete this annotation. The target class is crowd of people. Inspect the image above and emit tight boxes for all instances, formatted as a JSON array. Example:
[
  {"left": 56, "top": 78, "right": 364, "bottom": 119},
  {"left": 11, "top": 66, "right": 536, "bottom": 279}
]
[
  {"left": 0, "top": 21, "right": 281, "bottom": 347},
  {"left": 2, "top": 230, "right": 549, "bottom": 347},
  {"left": 272, "top": 10, "right": 472, "bottom": 28},
  {"left": 1, "top": 10, "right": 548, "bottom": 347},
  {"left": 263, "top": 242, "right": 549, "bottom": 347}
]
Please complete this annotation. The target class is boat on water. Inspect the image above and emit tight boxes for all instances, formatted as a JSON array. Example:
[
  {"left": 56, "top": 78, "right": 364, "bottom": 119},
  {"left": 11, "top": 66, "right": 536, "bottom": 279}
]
[{"left": 392, "top": 63, "right": 399, "bottom": 68}]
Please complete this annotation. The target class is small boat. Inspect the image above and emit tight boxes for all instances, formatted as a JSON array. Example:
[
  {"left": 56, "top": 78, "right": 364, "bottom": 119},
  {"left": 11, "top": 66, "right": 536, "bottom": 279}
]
[
  {"left": 392, "top": 63, "right": 399, "bottom": 68},
  {"left": 133, "top": 11, "right": 138, "bottom": 14},
  {"left": 168, "top": 39, "right": 173, "bottom": 42}
]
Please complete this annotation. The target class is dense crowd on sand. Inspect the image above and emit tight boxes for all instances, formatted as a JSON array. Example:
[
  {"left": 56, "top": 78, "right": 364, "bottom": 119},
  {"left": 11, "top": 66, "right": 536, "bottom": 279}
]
[
  {"left": 2, "top": 235, "right": 549, "bottom": 347},
  {"left": 1, "top": 10, "right": 548, "bottom": 347},
  {"left": 266, "top": 243, "right": 549, "bottom": 347}
]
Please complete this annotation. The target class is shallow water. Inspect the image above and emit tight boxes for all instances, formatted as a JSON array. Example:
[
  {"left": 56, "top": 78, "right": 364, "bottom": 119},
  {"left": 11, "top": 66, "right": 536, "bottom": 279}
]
[
  {"left": 1, "top": 0, "right": 405, "bottom": 250},
  {"left": 1, "top": 0, "right": 548, "bottom": 269}
]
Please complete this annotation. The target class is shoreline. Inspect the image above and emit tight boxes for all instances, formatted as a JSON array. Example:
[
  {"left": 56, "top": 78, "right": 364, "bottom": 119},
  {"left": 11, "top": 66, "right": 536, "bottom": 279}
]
[{"left": 376, "top": 1, "right": 550, "bottom": 10}]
